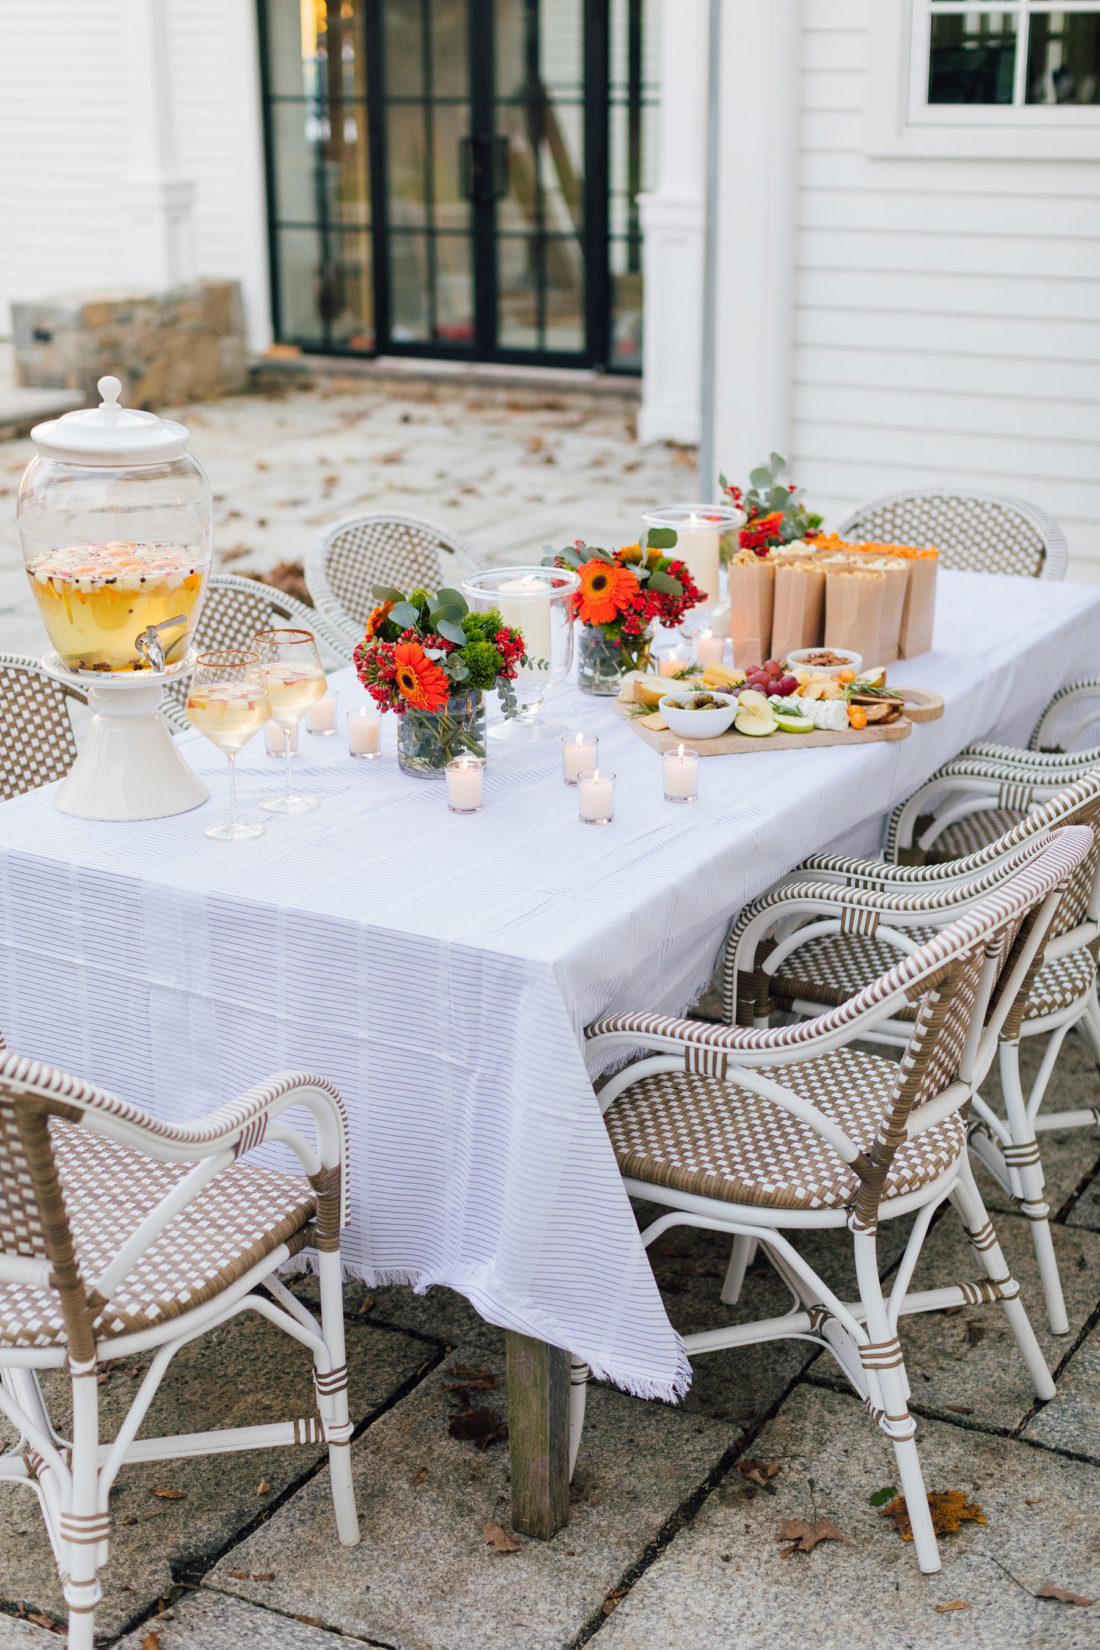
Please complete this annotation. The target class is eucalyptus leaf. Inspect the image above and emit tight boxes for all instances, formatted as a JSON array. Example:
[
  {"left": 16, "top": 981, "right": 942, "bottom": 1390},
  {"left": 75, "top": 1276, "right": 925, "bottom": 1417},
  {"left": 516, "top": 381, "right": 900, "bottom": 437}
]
[
  {"left": 435, "top": 587, "right": 469, "bottom": 615},
  {"left": 647, "top": 569, "right": 683, "bottom": 596},
  {"left": 449, "top": 658, "right": 469, "bottom": 681},
  {"left": 437, "top": 618, "right": 468, "bottom": 646},
  {"left": 372, "top": 584, "right": 405, "bottom": 604},
  {"left": 646, "top": 526, "right": 679, "bottom": 551},
  {"left": 769, "top": 452, "right": 787, "bottom": 475},
  {"left": 749, "top": 466, "right": 773, "bottom": 490},
  {"left": 770, "top": 484, "right": 790, "bottom": 511},
  {"left": 390, "top": 602, "right": 419, "bottom": 628},
  {"left": 589, "top": 545, "right": 615, "bottom": 563}
]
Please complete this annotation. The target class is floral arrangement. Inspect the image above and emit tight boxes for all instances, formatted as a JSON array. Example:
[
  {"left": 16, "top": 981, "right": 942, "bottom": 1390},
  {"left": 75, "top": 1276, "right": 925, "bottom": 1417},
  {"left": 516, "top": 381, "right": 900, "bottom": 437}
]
[
  {"left": 545, "top": 530, "right": 703, "bottom": 679},
  {"left": 719, "top": 453, "right": 823, "bottom": 560},
  {"left": 354, "top": 585, "right": 526, "bottom": 770}
]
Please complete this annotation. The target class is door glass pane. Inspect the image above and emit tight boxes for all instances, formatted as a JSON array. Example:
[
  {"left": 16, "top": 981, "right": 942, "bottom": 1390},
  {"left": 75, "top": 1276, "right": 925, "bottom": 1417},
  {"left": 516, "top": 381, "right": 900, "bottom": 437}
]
[
  {"left": 271, "top": 100, "right": 370, "bottom": 227},
  {"left": 608, "top": 0, "right": 658, "bottom": 371},
  {"left": 928, "top": 11, "right": 1018, "bottom": 103},
  {"left": 494, "top": 0, "right": 585, "bottom": 355},
  {"left": 1027, "top": 11, "right": 1100, "bottom": 104},
  {"left": 383, "top": 0, "right": 474, "bottom": 349},
  {"left": 275, "top": 225, "right": 328, "bottom": 344}
]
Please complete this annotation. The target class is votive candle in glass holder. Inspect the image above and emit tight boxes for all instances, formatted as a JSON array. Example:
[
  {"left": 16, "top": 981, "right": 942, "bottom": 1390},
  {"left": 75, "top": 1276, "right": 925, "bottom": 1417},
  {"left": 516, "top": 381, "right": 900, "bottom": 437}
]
[
  {"left": 561, "top": 731, "right": 598, "bottom": 785},
  {"left": 306, "top": 689, "right": 338, "bottom": 735},
  {"left": 663, "top": 743, "right": 699, "bottom": 804},
  {"left": 578, "top": 768, "right": 615, "bottom": 825},
  {"left": 446, "top": 755, "right": 484, "bottom": 814},
  {"left": 266, "top": 719, "right": 298, "bottom": 758},
  {"left": 695, "top": 629, "right": 725, "bottom": 668},
  {"left": 347, "top": 707, "right": 381, "bottom": 759},
  {"left": 658, "top": 651, "right": 689, "bottom": 679}
]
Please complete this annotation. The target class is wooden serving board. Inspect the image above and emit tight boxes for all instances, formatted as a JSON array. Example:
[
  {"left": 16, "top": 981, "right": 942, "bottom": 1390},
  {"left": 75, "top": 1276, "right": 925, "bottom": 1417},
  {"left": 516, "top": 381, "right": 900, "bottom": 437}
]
[{"left": 616, "top": 685, "right": 943, "bottom": 758}]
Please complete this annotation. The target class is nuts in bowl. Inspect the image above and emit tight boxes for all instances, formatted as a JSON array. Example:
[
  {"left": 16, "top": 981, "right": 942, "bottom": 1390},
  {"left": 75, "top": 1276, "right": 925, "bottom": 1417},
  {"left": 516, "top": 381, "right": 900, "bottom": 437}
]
[
  {"left": 658, "top": 691, "right": 738, "bottom": 739},
  {"left": 785, "top": 647, "right": 863, "bottom": 680}
]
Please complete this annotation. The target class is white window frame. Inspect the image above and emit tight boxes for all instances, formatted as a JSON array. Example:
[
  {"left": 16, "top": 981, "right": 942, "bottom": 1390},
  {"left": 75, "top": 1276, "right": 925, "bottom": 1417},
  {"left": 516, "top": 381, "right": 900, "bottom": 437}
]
[{"left": 867, "top": 0, "right": 1100, "bottom": 159}]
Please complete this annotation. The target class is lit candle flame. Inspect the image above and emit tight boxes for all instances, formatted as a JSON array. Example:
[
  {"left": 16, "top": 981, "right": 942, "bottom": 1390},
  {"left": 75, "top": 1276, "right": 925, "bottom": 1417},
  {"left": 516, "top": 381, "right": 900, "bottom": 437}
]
[{"left": 678, "top": 743, "right": 685, "bottom": 760}]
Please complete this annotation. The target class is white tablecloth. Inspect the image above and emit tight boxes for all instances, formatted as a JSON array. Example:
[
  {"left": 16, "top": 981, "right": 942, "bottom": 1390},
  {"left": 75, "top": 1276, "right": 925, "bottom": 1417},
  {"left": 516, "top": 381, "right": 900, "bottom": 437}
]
[{"left": 0, "top": 570, "right": 1098, "bottom": 1400}]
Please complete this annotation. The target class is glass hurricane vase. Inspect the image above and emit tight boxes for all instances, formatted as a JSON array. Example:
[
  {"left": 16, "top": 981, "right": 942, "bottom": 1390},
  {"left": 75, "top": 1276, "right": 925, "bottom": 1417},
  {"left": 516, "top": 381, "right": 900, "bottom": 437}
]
[
  {"left": 577, "top": 624, "right": 654, "bottom": 696},
  {"left": 397, "top": 688, "right": 486, "bottom": 778}
]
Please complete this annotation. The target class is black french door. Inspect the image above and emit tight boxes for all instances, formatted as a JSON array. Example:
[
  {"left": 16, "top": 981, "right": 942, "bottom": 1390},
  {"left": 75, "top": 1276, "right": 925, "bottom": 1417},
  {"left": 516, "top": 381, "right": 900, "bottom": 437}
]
[{"left": 257, "top": 0, "right": 651, "bottom": 371}]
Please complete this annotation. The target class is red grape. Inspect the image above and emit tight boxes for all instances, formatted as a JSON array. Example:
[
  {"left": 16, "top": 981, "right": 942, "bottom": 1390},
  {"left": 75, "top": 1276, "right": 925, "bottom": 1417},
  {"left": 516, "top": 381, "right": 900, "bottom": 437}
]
[{"left": 779, "top": 675, "right": 798, "bottom": 694}]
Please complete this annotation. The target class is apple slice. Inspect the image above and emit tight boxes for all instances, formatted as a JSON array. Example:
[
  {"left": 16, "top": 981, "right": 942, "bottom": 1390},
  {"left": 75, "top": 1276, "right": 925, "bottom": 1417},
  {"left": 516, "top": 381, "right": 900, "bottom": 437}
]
[
  {"left": 737, "top": 688, "right": 771, "bottom": 714},
  {"left": 772, "top": 709, "right": 814, "bottom": 734},
  {"left": 734, "top": 709, "right": 777, "bottom": 738}
]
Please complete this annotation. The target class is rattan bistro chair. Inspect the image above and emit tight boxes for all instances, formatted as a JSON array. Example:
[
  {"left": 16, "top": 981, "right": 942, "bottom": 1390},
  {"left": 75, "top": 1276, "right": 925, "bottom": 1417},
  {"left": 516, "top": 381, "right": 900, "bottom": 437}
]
[
  {"left": 305, "top": 511, "right": 474, "bottom": 652},
  {"left": 837, "top": 488, "right": 1068, "bottom": 580},
  {"left": 586, "top": 829, "right": 1089, "bottom": 1574},
  {"left": 0, "top": 1046, "right": 359, "bottom": 1649},
  {"left": 726, "top": 769, "right": 1100, "bottom": 1335},
  {"left": 0, "top": 654, "right": 86, "bottom": 801}
]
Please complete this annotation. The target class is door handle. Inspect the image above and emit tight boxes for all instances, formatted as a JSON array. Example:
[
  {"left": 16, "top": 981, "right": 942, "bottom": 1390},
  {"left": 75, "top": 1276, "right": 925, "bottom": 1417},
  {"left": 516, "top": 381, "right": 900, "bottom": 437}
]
[
  {"left": 459, "top": 134, "right": 505, "bottom": 206},
  {"left": 459, "top": 134, "right": 475, "bottom": 201},
  {"left": 492, "top": 133, "right": 509, "bottom": 200}
]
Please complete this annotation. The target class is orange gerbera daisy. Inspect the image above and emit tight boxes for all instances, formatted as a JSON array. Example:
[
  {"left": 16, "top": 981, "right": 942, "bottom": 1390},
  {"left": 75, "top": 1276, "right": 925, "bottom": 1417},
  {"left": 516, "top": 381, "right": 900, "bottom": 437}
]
[
  {"left": 364, "top": 600, "right": 394, "bottom": 640},
  {"left": 576, "top": 558, "right": 639, "bottom": 626},
  {"left": 393, "top": 640, "right": 450, "bottom": 713}
]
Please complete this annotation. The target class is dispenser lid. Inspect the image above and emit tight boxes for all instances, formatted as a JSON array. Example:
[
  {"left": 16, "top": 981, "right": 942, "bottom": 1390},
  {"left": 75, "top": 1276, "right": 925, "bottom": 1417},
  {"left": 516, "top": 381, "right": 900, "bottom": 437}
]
[{"left": 30, "top": 376, "right": 191, "bottom": 466}]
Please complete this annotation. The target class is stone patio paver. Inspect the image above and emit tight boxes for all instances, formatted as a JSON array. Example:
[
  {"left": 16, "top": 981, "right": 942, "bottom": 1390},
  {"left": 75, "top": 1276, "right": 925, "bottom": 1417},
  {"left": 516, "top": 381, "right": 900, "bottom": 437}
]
[
  {"left": 596, "top": 1383, "right": 1100, "bottom": 1650},
  {"left": 203, "top": 1334, "right": 741, "bottom": 1650},
  {"left": 114, "top": 1588, "right": 364, "bottom": 1649},
  {"left": 0, "top": 1312, "right": 432, "bottom": 1642},
  {"left": 1023, "top": 1317, "right": 1100, "bottom": 1461},
  {"left": 0, "top": 1619, "right": 57, "bottom": 1649}
]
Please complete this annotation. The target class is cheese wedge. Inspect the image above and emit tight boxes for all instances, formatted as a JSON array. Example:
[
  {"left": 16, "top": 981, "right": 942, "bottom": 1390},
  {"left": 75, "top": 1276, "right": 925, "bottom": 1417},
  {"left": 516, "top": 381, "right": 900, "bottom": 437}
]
[
  {"left": 638, "top": 710, "right": 669, "bottom": 731},
  {"left": 701, "top": 663, "right": 746, "bottom": 690}
]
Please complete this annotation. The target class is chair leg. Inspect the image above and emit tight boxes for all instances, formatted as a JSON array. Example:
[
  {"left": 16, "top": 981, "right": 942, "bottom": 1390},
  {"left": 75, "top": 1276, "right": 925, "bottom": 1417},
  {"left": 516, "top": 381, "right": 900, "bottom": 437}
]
[
  {"left": 63, "top": 1361, "right": 104, "bottom": 1650},
  {"left": 568, "top": 1357, "right": 589, "bottom": 1481},
  {"left": 997, "top": 1039, "right": 1068, "bottom": 1335},
  {"left": 951, "top": 1156, "right": 1056, "bottom": 1402},
  {"left": 315, "top": 1251, "right": 361, "bottom": 1547},
  {"left": 720, "top": 1235, "right": 758, "bottom": 1305},
  {"left": 852, "top": 1227, "right": 940, "bottom": 1574}
]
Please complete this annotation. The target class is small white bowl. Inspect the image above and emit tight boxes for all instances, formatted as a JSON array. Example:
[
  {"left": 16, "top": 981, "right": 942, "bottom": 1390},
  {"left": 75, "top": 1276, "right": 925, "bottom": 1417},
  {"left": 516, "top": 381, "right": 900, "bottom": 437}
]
[
  {"left": 659, "top": 692, "right": 738, "bottom": 739},
  {"left": 785, "top": 647, "right": 862, "bottom": 680}
]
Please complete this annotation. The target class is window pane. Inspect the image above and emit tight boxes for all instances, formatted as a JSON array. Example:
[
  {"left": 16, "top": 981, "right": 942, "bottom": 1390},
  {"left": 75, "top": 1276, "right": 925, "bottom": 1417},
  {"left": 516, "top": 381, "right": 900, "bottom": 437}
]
[
  {"left": 275, "top": 225, "right": 327, "bottom": 345},
  {"left": 928, "top": 11, "right": 1018, "bottom": 104},
  {"left": 1027, "top": 11, "right": 1100, "bottom": 104},
  {"left": 384, "top": 0, "right": 423, "bottom": 96},
  {"left": 271, "top": 101, "right": 371, "bottom": 229}
]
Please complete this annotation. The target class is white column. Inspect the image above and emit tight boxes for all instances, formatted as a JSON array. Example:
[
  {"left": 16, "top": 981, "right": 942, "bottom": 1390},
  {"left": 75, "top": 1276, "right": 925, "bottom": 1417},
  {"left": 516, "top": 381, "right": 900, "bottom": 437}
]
[
  {"left": 121, "top": 0, "right": 196, "bottom": 289},
  {"left": 637, "top": 0, "right": 709, "bottom": 446},
  {"left": 709, "top": 0, "right": 800, "bottom": 491}
]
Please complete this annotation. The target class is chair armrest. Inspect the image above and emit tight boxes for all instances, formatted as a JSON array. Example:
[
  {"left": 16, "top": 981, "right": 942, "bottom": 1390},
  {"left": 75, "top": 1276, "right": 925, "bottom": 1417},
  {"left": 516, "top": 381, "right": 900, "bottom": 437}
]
[{"left": 1029, "top": 677, "right": 1100, "bottom": 755}]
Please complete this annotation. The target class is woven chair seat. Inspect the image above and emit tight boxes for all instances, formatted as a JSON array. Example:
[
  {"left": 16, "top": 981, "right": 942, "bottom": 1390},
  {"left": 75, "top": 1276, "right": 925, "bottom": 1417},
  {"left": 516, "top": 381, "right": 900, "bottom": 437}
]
[
  {"left": 924, "top": 808, "right": 1026, "bottom": 861},
  {"left": 771, "top": 931, "right": 1095, "bottom": 1024},
  {"left": 603, "top": 1048, "right": 966, "bottom": 1211},
  {"left": 0, "top": 1126, "right": 315, "bottom": 1349}
]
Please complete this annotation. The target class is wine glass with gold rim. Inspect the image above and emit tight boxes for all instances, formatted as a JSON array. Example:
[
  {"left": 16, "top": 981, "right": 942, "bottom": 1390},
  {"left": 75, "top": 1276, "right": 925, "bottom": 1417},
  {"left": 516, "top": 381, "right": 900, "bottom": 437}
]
[
  {"left": 253, "top": 628, "right": 327, "bottom": 814},
  {"left": 186, "top": 650, "right": 271, "bottom": 841}
]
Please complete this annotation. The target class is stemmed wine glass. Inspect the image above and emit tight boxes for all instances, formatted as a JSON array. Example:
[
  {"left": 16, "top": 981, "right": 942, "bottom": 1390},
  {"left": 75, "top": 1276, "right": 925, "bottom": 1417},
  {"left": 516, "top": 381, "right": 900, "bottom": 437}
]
[
  {"left": 253, "top": 629, "right": 327, "bottom": 814},
  {"left": 186, "top": 650, "right": 271, "bottom": 841}
]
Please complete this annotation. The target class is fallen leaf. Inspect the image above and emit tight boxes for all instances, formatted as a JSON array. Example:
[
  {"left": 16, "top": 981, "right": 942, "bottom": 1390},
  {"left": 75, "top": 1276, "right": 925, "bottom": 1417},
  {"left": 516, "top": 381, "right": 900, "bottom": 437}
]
[
  {"left": 247, "top": 562, "right": 312, "bottom": 606},
  {"left": 484, "top": 1520, "right": 522, "bottom": 1553},
  {"left": 141, "top": 1635, "right": 162, "bottom": 1650},
  {"left": 447, "top": 1365, "right": 498, "bottom": 1388},
  {"left": 220, "top": 543, "right": 250, "bottom": 563},
  {"left": 355, "top": 1295, "right": 375, "bottom": 1316},
  {"left": 738, "top": 1458, "right": 781, "bottom": 1489},
  {"left": 1036, "top": 1584, "right": 1096, "bottom": 1606},
  {"left": 868, "top": 1485, "right": 897, "bottom": 1507},
  {"left": 1025, "top": 1497, "right": 1044, "bottom": 1506},
  {"left": 150, "top": 1488, "right": 185, "bottom": 1500},
  {"left": 227, "top": 1571, "right": 250, "bottom": 1580},
  {"left": 934, "top": 1601, "right": 972, "bottom": 1613},
  {"left": 602, "top": 1590, "right": 626, "bottom": 1615},
  {"left": 26, "top": 1618, "right": 53, "bottom": 1631},
  {"left": 448, "top": 1405, "right": 508, "bottom": 1451},
  {"left": 945, "top": 1404, "right": 974, "bottom": 1414},
  {"left": 410, "top": 1467, "right": 427, "bottom": 1487},
  {"left": 256, "top": 1477, "right": 271, "bottom": 1496},
  {"left": 966, "top": 1322, "right": 986, "bottom": 1346},
  {"left": 882, "top": 1491, "right": 985, "bottom": 1541},
  {"left": 252, "top": 1571, "right": 276, "bottom": 1581},
  {"left": 777, "top": 1517, "right": 852, "bottom": 1556},
  {"left": 296, "top": 1617, "right": 326, "bottom": 1628}
]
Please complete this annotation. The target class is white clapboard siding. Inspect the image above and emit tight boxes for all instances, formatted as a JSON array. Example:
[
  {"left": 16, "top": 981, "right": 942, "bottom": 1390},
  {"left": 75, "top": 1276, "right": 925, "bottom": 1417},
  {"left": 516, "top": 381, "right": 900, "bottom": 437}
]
[{"left": 794, "top": 0, "right": 1100, "bottom": 581}]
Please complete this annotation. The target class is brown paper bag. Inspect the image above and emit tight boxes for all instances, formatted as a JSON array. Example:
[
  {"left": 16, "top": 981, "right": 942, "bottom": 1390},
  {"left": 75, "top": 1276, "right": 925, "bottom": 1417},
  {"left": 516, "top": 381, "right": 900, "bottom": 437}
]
[
  {"left": 899, "top": 554, "right": 938, "bottom": 657},
  {"left": 864, "top": 557, "right": 907, "bottom": 665},
  {"left": 824, "top": 568, "right": 885, "bottom": 663},
  {"left": 771, "top": 560, "right": 826, "bottom": 660},
  {"left": 728, "top": 556, "right": 774, "bottom": 668}
]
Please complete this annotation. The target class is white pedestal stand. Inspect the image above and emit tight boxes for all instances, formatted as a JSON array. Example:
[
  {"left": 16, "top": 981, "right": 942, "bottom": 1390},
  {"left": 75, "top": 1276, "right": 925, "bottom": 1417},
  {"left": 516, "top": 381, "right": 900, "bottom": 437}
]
[{"left": 41, "top": 653, "right": 209, "bottom": 821}]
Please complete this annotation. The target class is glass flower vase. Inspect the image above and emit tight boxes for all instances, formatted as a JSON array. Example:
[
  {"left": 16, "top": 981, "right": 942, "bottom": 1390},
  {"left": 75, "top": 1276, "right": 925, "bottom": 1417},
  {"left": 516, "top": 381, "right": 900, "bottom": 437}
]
[
  {"left": 577, "top": 625, "right": 653, "bottom": 696},
  {"left": 397, "top": 688, "right": 486, "bottom": 778}
]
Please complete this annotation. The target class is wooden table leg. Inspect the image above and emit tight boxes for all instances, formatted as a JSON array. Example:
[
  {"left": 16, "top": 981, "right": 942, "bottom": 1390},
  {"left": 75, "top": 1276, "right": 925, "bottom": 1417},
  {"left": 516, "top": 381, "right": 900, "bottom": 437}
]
[{"left": 505, "top": 1331, "right": 570, "bottom": 1539}]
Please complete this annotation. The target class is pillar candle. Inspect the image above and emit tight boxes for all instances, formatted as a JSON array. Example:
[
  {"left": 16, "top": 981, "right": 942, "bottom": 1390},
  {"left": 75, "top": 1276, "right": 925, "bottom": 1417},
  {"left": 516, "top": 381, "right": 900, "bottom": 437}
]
[
  {"left": 680, "top": 514, "right": 721, "bottom": 607},
  {"left": 496, "top": 574, "right": 554, "bottom": 677},
  {"left": 695, "top": 629, "right": 725, "bottom": 667}
]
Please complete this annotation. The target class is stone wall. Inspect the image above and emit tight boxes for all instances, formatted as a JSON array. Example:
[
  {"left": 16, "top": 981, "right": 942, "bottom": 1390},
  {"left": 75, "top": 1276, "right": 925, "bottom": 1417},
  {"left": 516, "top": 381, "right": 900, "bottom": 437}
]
[{"left": 11, "top": 279, "right": 249, "bottom": 406}]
